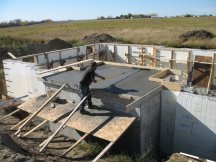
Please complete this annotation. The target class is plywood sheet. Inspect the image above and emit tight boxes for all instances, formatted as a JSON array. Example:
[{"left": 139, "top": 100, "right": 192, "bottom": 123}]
[
  {"left": 192, "top": 56, "right": 212, "bottom": 87},
  {"left": 18, "top": 96, "right": 136, "bottom": 142},
  {"left": 18, "top": 96, "right": 75, "bottom": 121}
]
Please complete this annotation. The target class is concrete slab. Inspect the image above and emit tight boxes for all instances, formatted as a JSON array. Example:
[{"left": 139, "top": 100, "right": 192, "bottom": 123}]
[{"left": 43, "top": 64, "right": 160, "bottom": 96}]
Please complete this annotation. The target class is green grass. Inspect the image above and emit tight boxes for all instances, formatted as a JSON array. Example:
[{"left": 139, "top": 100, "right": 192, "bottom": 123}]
[
  {"left": 0, "top": 36, "right": 44, "bottom": 48},
  {"left": 0, "top": 17, "right": 216, "bottom": 49},
  {"left": 75, "top": 142, "right": 104, "bottom": 156}
]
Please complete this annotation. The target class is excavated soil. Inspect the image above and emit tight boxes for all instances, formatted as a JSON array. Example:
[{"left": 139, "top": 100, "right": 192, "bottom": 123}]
[
  {"left": 0, "top": 38, "right": 72, "bottom": 61},
  {"left": 179, "top": 29, "right": 214, "bottom": 41},
  {"left": 82, "top": 33, "right": 117, "bottom": 44},
  {"left": 0, "top": 107, "right": 100, "bottom": 162}
]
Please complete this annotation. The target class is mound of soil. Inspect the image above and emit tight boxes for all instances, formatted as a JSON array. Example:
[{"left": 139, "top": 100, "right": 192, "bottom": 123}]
[
  {"left": 46, "top": 38, "right": 72, "bottom": 51},
  {"left": 22, "top": 38, "right": 72, "bottom": 55},
  {"left": 179, "top": 30, "right": 214, "bottom": 41},
  {"left": 82, "top": 33, "right": 117, "bottom": 44},
  {"left": 0, "top": 38, "right": 72, "bottom": 60}
]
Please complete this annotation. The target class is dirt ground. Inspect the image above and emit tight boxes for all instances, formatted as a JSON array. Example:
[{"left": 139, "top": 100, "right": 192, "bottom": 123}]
[{"left": 0, "top": 106, "right": 106, "bottom": 162}]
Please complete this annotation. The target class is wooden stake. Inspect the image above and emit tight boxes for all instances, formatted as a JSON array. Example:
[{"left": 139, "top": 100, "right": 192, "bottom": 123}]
[
  {"left": 186, "top": 51, "right": 191, "bottom": 83},
  {"left": 7, "top": 52, "right": 17, "bottom": 59},
  {"left": 207, "top": 53, "right": 216, "bottom": 91},
  {"left": 141, "top": 47, "right": 144, "bottom": 65},
  {"left": 0, "top": 109, "right": 21, "bottom": 122},
  {"left": 23, "top": 120, "right": 48, "bottom": 137},
  {"left": 39, "top": 93, "right": 90, "bottom": 152},
  {"left": 151, "top": 47, "right": 157, "bottom": 67},
  {"left": 113, "top": 45, "right": 116, "bottom": 62},
  {"left": 92, "top": 142, "right": 114, "bottom": 162},
  {"left": 169, "top": 50, "right": 174, "bottom": 69},
  {"left": 10, "top": 115, "right": 30, "bottom": 130},
  {"left": 15, "top": 83, "right": 67, "bottom": 135},
  {"left": 128, "top": 46, "right": 130, "bottom": 64},
  {"left": 61, "top": 133, "right": 89, "bottom": 156}
]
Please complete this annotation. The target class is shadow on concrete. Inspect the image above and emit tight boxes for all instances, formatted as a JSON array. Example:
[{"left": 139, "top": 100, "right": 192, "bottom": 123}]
[{"left": 105, "top": 84, "right": 138, "bottom": 94}]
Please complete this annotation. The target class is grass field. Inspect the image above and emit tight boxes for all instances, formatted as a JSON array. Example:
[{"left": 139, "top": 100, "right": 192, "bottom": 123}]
[{"left": 0, "top": 16, "right": 216, "bottom": 49}]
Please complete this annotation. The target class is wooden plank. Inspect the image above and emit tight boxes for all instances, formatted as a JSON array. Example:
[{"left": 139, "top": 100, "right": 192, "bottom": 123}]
[
  {"left": 149, "top": 69, "right": 181, "bottom": 81},
  {"left": 113, "top": 45, "right": 117, "bottom": 62},
  {"left": 38, "top": 59, "right": 94, "bottom": 75},
  {"left": 149, "top": 69, "right": 170, "bottom": 80},
  {"left": 92, "top": 142, "right": 114, "bottom": 162},
  {"left": 186, "top": 51, "right": 191, "bottom": 83},
  {"left": 128, "top": 46, "right": 131, "bottom": 64},
  {"left": 39, "top": 93, "right": 91, "bottom": 152},
  {"left": 126, "top": 85, "right": 163, "bottom": 112},
  {"left": 169, "top": 50, "right": 174, "bottom": 69},
  {"left": 152, "top": 47, "right": 157, "bottom": 67},
  {"left": 15, "top": 83, "right": 67, "bottom": 135},
  {"left": 61, "top": 133, "right": 89, "bottom": 156},
  {"left": 192, "top": 56, "right": 212, "bottom": 88},
  {"left": 207, "top": 53, "right": 216, "bottom": 90},
  {"left": 7, "top": 52, "right": 17, "bottom": 59},
  {"left": 95, "top": 60, "right": 166, "bottom": 71},
  {"left": 161, "top": 82, "right": 182, "bottom": 91},
  {"left": 22, "top": 120, "right": 48, "bottom": 137},
  {"left": 0, "top": 109, "right": 21, "bottom": 122},
  {"left": 10, "top": 116, "right": 30, "bottom": 130}
]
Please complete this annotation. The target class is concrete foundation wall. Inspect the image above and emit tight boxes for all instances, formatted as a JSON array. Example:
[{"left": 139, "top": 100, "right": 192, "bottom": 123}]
[
  {"left": 139, "top": 93, "right": 161, "bottom": 156},
  {"left": 174, "top": 93, "right": 216, "bottom": 160},
  {"left": 160, "top": 90, "right": 179, "bottom": 154},
  {"left": 3, "top": 60, "right": 45, "bottom": 100},
  {"left": 160, "top": 90, "right": 216, "bottom": 160}
]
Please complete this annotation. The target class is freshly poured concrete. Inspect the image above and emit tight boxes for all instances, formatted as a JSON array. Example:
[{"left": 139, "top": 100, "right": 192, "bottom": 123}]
[{"left": 43, "top": 65, "right": 160, "bottom": 97}]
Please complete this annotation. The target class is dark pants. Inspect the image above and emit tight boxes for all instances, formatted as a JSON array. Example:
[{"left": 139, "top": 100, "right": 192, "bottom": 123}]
[{"left": 79, "top": 84, "right": 92, "bottom": 109}]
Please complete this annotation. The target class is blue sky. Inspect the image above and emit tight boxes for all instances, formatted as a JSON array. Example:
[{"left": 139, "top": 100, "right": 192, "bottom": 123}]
[{"left": 0, "top": 0, "right": 216, "bottom": 22}]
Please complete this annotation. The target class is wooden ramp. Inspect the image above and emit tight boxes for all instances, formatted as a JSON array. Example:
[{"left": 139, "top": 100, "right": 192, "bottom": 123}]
[{"left": 18, "top": 96, "right": 136, "bottom": 161}]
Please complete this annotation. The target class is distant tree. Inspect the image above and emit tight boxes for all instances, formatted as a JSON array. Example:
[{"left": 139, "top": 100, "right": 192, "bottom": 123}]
[
  {"left": 41, "top": 19, "right": 53, "bottom": 23},
  {"left": 97, "top": 16, "right": 105, "bottom": 20},
  {"left": 184, "top": 14, "right": 193, "bottom": 17},
  {"left": 106, "top": 16, "right": 113, "bottom": 19}
]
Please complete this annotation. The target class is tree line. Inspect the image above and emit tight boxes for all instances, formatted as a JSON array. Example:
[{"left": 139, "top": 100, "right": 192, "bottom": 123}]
[
  {"left": 97, "top": 13, "right": 158, "bottom": 20},
  {"left": 0, "top": 19, "right": 53, "bottom": 28}
]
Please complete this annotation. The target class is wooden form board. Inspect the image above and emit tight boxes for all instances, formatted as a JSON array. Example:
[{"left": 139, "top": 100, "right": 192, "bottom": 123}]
[
  {"left": 149, "top": 69, "right": 182, "bottom": 91},
  {"left": 192, "top": 56, "right": 212, "bottom": 88},
  {"left": 96, "top": 60, "right": 168, "bottom": 71},
  {"left": 18, "top": 96, "right": 136, "bottom": 142}
]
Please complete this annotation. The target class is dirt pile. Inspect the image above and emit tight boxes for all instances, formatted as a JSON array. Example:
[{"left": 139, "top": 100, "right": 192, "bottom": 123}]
[
  {"left": 46, "top": 38, "right": 72, "bottom": 51},
  {"left": 179, "top": 30, "right": 214, "bottom": 41},
  {"left": 82, "top": 33, "right": 117, "bottom": 44},
  {"left": 0, "top": 38, "right": 72, "bottom": 60},
  {"left": 22, "top": 38, "right": 72, "bottom": 55}
]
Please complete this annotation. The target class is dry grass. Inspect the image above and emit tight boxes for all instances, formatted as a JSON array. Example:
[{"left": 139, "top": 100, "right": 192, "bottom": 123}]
[{"left": 0, "top": 17, "right": 216, "bottom": 48}]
